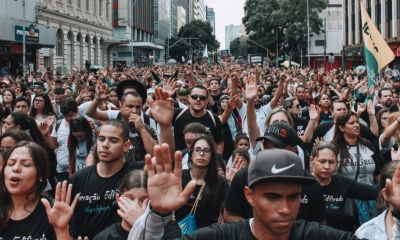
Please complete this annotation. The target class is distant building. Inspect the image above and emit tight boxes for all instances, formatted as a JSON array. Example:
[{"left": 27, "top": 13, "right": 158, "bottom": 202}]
[
  {"left": 171, "top": 0, "right": 178, "bottom": 36},
  {"left": 177, "top": 6, "right": 187, "bottom": 32},
  {"left": 225, "top": 24, "right": 241, "bottom": 49},
  {"left": 177, "top": 0, "right": 206, "bottom": 23},
  {"left": 207, "top": 7, "right": 215, "bottom": 35}
]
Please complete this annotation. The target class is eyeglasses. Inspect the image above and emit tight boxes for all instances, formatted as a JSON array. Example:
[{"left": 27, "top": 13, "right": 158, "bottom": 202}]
[
  {"left": 291, "top": 104, "right": 300, "bottom": 108},
  {"left": 34, "top": 99, "right": 44, "bottom": 103},
  {"left": 257, "top": 94, "right": 264, "bottom": 99},
  {"left": 192, "top": 147, "right": 211, "bottom": 155},
  {"left": 0, "top": 86, "right": 7, "bottom": 89},
  {"left": 382, "top": 117, "right": 389, "bottom": 121},
  {"left": 190, "top": 94, "right": 207, "bottom": 101}
]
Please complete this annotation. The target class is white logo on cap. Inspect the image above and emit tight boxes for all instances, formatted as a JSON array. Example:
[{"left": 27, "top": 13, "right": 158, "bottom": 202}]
[{"left": 271, "top": 164, "right": 295, "bottom": 174}]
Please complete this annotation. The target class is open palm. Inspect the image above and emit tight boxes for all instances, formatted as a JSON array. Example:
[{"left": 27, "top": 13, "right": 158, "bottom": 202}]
[{"left": 148, "top": 88, "right": 174, "bottom": 126}]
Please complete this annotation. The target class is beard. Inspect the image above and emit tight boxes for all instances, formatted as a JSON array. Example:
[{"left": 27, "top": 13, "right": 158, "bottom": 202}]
[
  {"left": 385, "top": 100, "right": 393, "bottom": 108},
  {"left": 255, "top": 101, "right": 262, "bottom": 109}
]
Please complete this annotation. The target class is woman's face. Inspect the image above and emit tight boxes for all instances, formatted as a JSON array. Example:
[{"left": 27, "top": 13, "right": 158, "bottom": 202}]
[
  {"left": 4, "top": 146, "right": 37, "bottom": 197},
  {"left": 1, "top": 137, "right": 16, "bottom": 150},
  {"left": 4, "top": 115, "right": 17, "bottom": 132},
  {"left": 380, "top": 112, "right": 390, "bottom": 129},
  {"left": 109, "top": 91, "right": 119, "bottom": 105},
  {"left": 72, "top": 131, "right": 87, "bottom": 141},
  {"left": 220, "top": 99, "right": 229, "bottom": 110},
  {"left": 288, "top": 100, "right": 301, "bottom": 115},
  {"left": 3, "top": 91, "right": 13, "bottom": 104},
  {"left": 121, "top": 187, "right": 149, "bottom": 206},
  {"left": 269, "top": 112, "right": 289, "bottom": 125},
  {"left": 311, "top": 149, "right": 337, "bottom": 183},
  {"left": 34, "top": 96, "right": 45, "bottom": 110},
  {"left": 236, "top": 139, "right": 249, "bottom": 150},
  {"left": 233, "top": 154, "right": 249, "bottom": 167},
  {"left": 341, "top": 115, "right": 360, "bottom": 138},
  {"left": 319, "top": 94, "right": 331, "bottom": 108},
  {"left": 191, "top": 139, "right": 211, "bottom": 168}
]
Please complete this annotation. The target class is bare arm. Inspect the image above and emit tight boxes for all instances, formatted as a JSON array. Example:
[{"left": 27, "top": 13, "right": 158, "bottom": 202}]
[
  {"left": 303, "top": 104, "right": 319, "bottom": 143},
  {"left": 269, "top": 73, "right": 286, "bottom": 109},
  {"left": 367, "top": 99, "right": 379, "bottom": 137},
  {"left": 85, "top": 84, "right": 110, "bottom": 121},
  {"left": 230, "top": 70, "right": 243, "bottom": 109},
  {"left": 245, "top": 77, "right": 260, "bottom": 149},
  {"left": 381, "top": 117, "right": 400, "bottom": 147}
]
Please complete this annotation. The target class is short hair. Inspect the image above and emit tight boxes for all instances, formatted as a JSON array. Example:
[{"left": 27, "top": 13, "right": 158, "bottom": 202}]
[
  {"left": 183, "top": 122, "right": 209, "bottom": 135},
  {"left": 177, "top": 88, "right": 189, "bottom": 97},
  {"left": 331, "top": 99, "right": 346, "bottom": 111},
  {"left": 118, "top": 170, "right": 148, "bottom": 194},
  {"left": 378, "top": 88, "right": 393, "bottom": 98},
  {"left": 121, "top": 92, "right": 142, "bottom": 105},
  {"left": 55, "top": 79, "right": 63, "bottom": 85},
  {"left": 54, "top": 87, "right": 66, "bottom": 95},
  {"left": 296, "top": 85, "right": 305, "bottom": 92},
  {"left": 190, "top": 85, "right": 209, "bottom": 97},
  {"left": 60, "top": 97, "right": 78, "bottom": 115},
  {"left": 14, "top": 96, "right": 30, "bottom": 108},
  {"left": 0, "top": 129, "right": 33, "bottom": 144},
  {"left": 101, "top": 119, "right": 130, "bottom": 142}
]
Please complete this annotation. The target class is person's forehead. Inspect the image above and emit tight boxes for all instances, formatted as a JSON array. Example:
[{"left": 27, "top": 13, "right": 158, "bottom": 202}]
[
  {"left": 123, "top": 95, "right": 142, "bottom": 105},
  {"left": 191, "top": 88, "right": 207, "bottom": 95},
  {"left": 381, "top": 90, "right": 392, "bottom": 96},
  {"left": 99, "top": 125, "right": 123, "bottom": 138},
  {"left": 333, "top": 102, "right": 346, "bottom": 109},
  {"left": 15, "top": 101, "right": 28, "bottom": 106}
]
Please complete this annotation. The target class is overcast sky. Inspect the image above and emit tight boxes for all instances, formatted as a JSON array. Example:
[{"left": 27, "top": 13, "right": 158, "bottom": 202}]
[{"left": 204, "top": 0, "right": 246, "bottom": 49}]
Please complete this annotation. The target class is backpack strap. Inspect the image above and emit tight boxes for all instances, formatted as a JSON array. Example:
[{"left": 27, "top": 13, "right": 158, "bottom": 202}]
[
  {"left": 175, "top": 108, "right": 189, "bottom": 122},
  {"left": 206, "top": 110, "right": 216, "bottom": 127},
  {"left": 55, "top": 119, "right": 63, "bottom": 133}
]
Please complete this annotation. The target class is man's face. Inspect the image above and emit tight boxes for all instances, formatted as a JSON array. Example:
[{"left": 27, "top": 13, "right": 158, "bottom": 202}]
[
  {"left": 245, "top": 182, "right": 301, "bottom": 237},
  {"left": 97, "top": 125, "right": 130, "bottom": 164},
  {"left": 54, "top": 93, "right": 65, "bottom": 104},
  {"left": 64, "top": 111, "right": 77, "bottom": 122},
  {"left": 0, "top": 85, "right": 8, "bottom": 94},
  {"left": 380, "top": 90, "right": 393, "bottom": 108},
  {"left": 120, "top": 95, "right": 142, "bottom": 120},
  {"left": 14, "top": 101, "right": 29, "bottom": 115},
  {"left": 255, "top": 94, "right": 263, "bottom": 109},
  {"left": 296, "top": 87, "right": 305, "bottom": 101},
  {"left": 209, "top": 80, "right": 220, "bottom": 92},
  {"left": 393, "top": 93, "right": 399, "bottom": 105},
  {"left": 189, "top": 88, "right": 208, "bottom": 113},
  {"left": 33, "top": 86, "right": 43, "bottom": 95},
  {"left": 332, "top": 102, "right": 347, "bottom": 120}
]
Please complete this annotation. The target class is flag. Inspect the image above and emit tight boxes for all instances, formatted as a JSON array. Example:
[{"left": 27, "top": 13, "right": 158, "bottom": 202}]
[
  {"left": 203, "top": 44, "right": 209, "bottom": 58},
  {"left": 359, "top": 0, "right": 394, "bottom": 87}
]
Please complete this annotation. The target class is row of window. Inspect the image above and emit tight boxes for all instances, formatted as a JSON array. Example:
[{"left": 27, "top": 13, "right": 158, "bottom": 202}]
[{"left": 63, "top": 0, "right": 109, "bottom": 19}]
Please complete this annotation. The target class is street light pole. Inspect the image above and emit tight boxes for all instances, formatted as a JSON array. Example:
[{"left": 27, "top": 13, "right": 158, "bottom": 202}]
[
  {"left": 307, "top": 0, "right": 310, "bottom": 67},
  {"left": 245, "top": 39, "right": 269, "bottom": 60},
  {"left": 130, "top": 0, "right": 138, "bottom": 67},
  {"left": 22, "top": 0, "right": 26, "bottom": 74}
]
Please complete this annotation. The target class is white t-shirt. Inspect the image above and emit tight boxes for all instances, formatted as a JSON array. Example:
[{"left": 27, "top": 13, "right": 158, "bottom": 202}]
[
  {"left": 238, "top": 102, "right": 272, "bottom": 134},
  {"left": 51, "top": 119, "right": 70, "bottom": 173}
]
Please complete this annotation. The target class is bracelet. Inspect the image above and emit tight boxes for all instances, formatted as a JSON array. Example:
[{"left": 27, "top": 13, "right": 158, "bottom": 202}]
[
  {"left": 392, "top": 208, "right": 400, "bottom": 219},
  {"left": 95, "top": 97, "right": 101, "bottom": 102}
]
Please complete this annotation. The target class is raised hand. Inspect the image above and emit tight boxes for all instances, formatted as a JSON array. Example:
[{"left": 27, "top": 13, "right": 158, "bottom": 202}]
[
  {"left": 357, "top": 102, "right": 367, "bottom": 114},
  {"left": 308, "top": 104, "right": 319, "bottom": 121},
  {"left": 116, "top": 194, "right": 149, "bottom": 227},
  {"left": 148, "top": 88, "right": 174, "bottom": 126},
  {"left": 163, "top": 78, "right": 178, "bottom": 97},
  {"left": 383, "top": 163, "right": 400, "bottom": 211},
  {"left": 145, "top": 144, "right": 197, "bottom": 214},
  {"left": 41, "top": 181, "right": 79, "bottom": 232},
  {"left": 245, "top": 76, "right": 258, "bottom": 101},
  {"left": 367, "top": 99, "right": 375, "bottom": 116},
  {"left": 39, "top": 122, "right": 52, "bottom": 136},
  {"left": 129, "top": 113, "right": 145, "bottom": 131},
  {"left": 95, "top": 83, "right": 108, "bottom": 100},
  {"left": 225, "top": 156, "right": 247, "bottom": 184}
]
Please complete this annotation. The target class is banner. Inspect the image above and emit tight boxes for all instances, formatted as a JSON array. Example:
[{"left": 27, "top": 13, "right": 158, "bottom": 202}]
[{"left": 359, "top": 0, "right": 394, "bottom": 87}]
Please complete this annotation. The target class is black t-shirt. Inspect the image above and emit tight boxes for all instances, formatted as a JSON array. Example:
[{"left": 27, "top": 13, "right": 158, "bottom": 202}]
[
  {"left": 299, "top": 100, "right": 310, "bottom": 120},
  {"left": 224, "top": 167, "right": 326, "bottom": 223},
  {"left": 69, "top": 161, "right": 145, "bottom": 239},
  {"left": 174, "top": 169, "right": 229, "bottom": 229},
  {"left": 166, "top": 219, "right": 358, "bottom": 240},
  {"left": 93, "top": 222, "right": 129, "bottom": 240},
  {"left": 321, "top": 174, "right": 379, "bottom": 231},
  {"left": 319, "top": 111, "right": 333, "bottom": 124},
  {"left": 173, "top": 108, "right": 224, "bottom": 151},
  {"left": 295, "top": 116, "right": 308, "bottom": 137},
  {"left": 0, "top": 201, "right": 55, "bottom": 239},
  {"left": 125, "top": 124, "right": 158, "bottom": 163}
]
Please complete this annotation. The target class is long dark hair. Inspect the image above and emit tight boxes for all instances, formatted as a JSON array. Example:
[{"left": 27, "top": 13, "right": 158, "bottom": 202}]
[
  {"left": 332, "top": 111, "right": 367, "bottom": 172},
  {"left": 68, "top": 117, "right": 95, "bottom": 158},
  {"left": 29, "top": 94, "right": 56, "bottom": 118},
  {"left": 9, "top": 112, "right": 46, "bottom": 148},
  {"left": 0, "top": 141, "right": 48, "bottom": 229},
  {"left": 376, "top": 108, "right": 390, "bottom": 135},
  {"left": 188, "top": 136, "right": 225, "bottom": 219}
]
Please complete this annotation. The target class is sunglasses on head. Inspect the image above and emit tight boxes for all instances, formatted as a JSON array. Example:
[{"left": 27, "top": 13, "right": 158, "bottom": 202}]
[
  {"left": 190, "top": 94, "right": 207, "bottom": 101},
  {"left": 292, "top": 104, "right": 300, "bottom": 108}
]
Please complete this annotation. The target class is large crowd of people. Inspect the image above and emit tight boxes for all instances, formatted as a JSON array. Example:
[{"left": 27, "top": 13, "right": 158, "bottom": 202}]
[{"left": 1, "top": 62, "right": 400, "bottom": 239}]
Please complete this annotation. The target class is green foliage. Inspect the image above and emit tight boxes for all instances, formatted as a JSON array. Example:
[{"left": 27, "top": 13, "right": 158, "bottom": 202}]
[
  {"left": 166, "top": 20, "right": 220, "bottom": 61},
  {"left": 242, "top": 0, "right": 327, "bottom": 56}
]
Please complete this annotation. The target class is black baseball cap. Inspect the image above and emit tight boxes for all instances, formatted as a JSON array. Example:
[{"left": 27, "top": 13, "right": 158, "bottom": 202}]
[
  {"left": 116, "top": 80, "right": 147, "bottom": 104},
  {"left": 248, "top": 149, "right": 316, "bottom": 188},
  {"left": 255, "top": 122, "right": 300, "bottom": 148}
]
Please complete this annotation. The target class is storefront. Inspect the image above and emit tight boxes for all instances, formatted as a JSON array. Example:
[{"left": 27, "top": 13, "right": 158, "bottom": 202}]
[{"left": 0, "top": 18, "right": 56, "bottom": 75}]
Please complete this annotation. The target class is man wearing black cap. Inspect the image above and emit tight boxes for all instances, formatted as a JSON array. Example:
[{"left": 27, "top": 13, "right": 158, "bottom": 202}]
[
  {"left": 223, "top": 122, "right": 326, "bottom": 224},
  {"left": 86, "top": 80, "right": 158, "bottom": 162},
  {"left": 128, "top": 145, "right": 360, "bottom": 239}
]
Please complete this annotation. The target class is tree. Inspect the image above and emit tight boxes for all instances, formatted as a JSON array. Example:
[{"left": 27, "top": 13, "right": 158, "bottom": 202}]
[
  {"left": 167, "top": 20, "right": 220, "bottom": 62},
  {"left": 242, "top": 0, "right": 326, "bottom": 60},
  {"left": 230, "top": 36, "right": 250, "bottom": 59}
]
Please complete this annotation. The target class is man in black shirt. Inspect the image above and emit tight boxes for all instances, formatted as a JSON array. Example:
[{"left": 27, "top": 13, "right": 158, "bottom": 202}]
[
  {"left": 69, "top": 120, "right": 144, "bottom": 239},
  {"left": 128, "top": 147, "right": 361, "bottom": 240}
]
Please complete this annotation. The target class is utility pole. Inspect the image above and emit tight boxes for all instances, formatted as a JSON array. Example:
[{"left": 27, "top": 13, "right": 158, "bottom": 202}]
[
  {"left": 307, "top": 0, "right": 310, "bottom": 67},
  {"left": 323, "top": 18, "right": 326, "bottom": 69},
  {"left": 22, "top": 0, "right": 26, "bottom": 74}
]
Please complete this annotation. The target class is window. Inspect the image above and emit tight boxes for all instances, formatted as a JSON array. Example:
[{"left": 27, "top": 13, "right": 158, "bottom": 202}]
[
  {"left": 99, "top": 0, "right": 103, "bottom": 16},
  {"left": 106, "top": 0, "right": 109, "bottom": 19},
  {"left": 86, "top": 0, "right": 89, "bottom": 11},
  {"left": 56, "top": 29, "right": 63, "bottom": 56},
  {"left": 315, "top": 40, "right": 325, "bottom": 46},
  {"left": 67, "top": 0, "right": 72, "bottom": 5},
  {"left": 77, "top": 0, "right": 81, "bottom": 8},
  {"left": 93, "top": 0, "right": 97, "bottom": 15}
]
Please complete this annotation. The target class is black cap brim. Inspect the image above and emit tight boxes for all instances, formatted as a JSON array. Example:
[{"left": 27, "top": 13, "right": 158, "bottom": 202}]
[
  {"left": 249, "top": 175, "right": 317, "bottom": 188},
  {"left": 116, "top": 80, "right": 147, "bottom": 105},
  {"left": 255, "top": 135, "right": 288, "bottom": 148}
]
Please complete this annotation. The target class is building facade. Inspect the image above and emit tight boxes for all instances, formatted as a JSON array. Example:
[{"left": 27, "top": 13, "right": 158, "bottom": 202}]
[
  {"left": 225, "top": 24, "right": 241, "bottom": 49},
  {"left": 37, "top": 0, "right": 114, "bottom": 72},
  {"left": 177, "top": 6, "right": 187, "bottom": 32},
  {"left": 171, "top": 0, "right": 178, "bottom": 37},
  {"left": 194, "top": 0, "right": 206, "bottom": 21},
  {"left": 206, "top": 7, "right": 215, "bottom": 36},
  {"left": 112, "top": 0, "right": 162, "bottom": 67},
  {"left": 343, "top": 0, "right": 400, "bottom": 69}
]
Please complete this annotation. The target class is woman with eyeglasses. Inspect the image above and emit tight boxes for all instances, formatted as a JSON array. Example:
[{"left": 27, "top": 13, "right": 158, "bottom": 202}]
[
  {"left": 29, "top": 94, "right": 56, "bottom": 132},
  {"left": 67, "top": 117, "right": 96, "bottom": 176},
  {"left": 379, "top": 112, "right": 400, "bottom": 166},
  {"left": 173, "top": 135, "right": 229, "bottom": 231}
]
